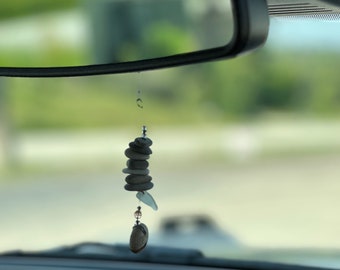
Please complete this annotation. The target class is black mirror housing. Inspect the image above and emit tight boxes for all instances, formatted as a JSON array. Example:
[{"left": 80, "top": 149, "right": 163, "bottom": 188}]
[{"left": 0, "top": 0, "right": 269, "bottom": 77}]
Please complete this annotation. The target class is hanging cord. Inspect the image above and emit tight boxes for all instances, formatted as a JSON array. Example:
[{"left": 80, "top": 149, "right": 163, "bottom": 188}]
[
  {"left": 136, "top": 90, "right": 144, "bottom": 109},
  {"left": 136, "top": 73, "right": 144, "bottom": 109},
  {"left": 135, "top": 72, "right": 147, "bottom": 129}
]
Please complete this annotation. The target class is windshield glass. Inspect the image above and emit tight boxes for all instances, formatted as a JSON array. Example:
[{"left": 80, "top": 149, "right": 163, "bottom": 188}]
[{"left": 1, "top": 10, "right": 340, "bottom": 270}]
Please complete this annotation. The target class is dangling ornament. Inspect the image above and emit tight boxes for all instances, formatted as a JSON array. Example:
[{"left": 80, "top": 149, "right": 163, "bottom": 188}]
[
  {"left": 129, "top": 206, "right": 149, "bottom": 253},
  {"left": 123, "top": 126, "right": 158, "bottom": 253}
]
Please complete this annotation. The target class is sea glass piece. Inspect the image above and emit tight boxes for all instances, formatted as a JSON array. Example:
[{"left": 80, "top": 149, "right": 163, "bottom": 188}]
[{"left": 136, "top": 191, "right": 158, "bottom": 211}]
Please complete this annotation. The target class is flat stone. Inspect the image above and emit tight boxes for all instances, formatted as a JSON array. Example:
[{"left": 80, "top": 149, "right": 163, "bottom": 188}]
[
  {"left": 127, "top": 159, "right": 149, "bottom": 170},
  {"left": 134, "top": 137, "right": 153, "bottom": 147},
  {"left": 129, "top": 142, "right": 152, "bottom": 155},
  {"left": 125, "top": 148, "right": 149, "bottom": 160},
  {"left": 125, "top": 175, "right": 152, "bottom": 185},
  {"left": 125, "top": 182, "right": 154, "bottom": 191},
  {"left": 122, "top": 168, "right": 149, "bottom": 175}
]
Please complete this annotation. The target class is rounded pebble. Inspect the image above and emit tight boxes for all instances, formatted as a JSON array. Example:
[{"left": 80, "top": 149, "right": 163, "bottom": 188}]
[
  {"left": 130, "top": 223, "right": 148, "bottom": 253},
  {"left": 129, "top": 142, "right": 152, "bottom": 155},
  {"left": 125, "top": 175, "right": 152, "bottom": 185},
  {"left": 125, "top": 182, "right": 154, "bottom": 191},
  {"left": 134, "top": 137, "right": 153, "bottom": 147},
  {"left": 127, "top": 160, "right": 149, "bottom": 170},
  {"left": 123, "top": 168, "right": 149, "bottom": 175},
  {"left": 125, "top": 148, "right": 150, "bottom": 160}
]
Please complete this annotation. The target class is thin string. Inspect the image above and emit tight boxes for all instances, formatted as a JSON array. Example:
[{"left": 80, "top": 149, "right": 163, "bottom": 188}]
[
  {"left": 136, "top": 72, "right": 144, "bottom": 110},
  {"left": 136, "top": 72, "right": 146, "bottom": 131},
  {"left": 136, "top": 91, "right": 143, "bottom": 109}
]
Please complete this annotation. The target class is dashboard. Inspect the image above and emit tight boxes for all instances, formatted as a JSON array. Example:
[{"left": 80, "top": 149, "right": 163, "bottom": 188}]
[{"left": 0, "top": 256, "right": 226, "bottom": 270}]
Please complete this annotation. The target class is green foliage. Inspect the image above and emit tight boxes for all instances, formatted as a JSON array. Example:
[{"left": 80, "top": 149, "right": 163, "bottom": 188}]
[
  {"left": 7, "top": 74, "right": 205, "bottom": 130},
  {"left": 0, "top": 0, "right": 77, "bottom": 20},
  {"left": 0, "top": 47, "right": 88, "bottom": 68},
  {"left": 115, "top": 23, "right": 195, "bottom": 63},
  {"left": 2, "top": 0, "right": 340, "bottom": 131},
  {"left": 196, "top": 50, "right": 340, "bottom": 119},
  {"left": 5, "top": 48, "right": 340, "bottom": 131},
  {"left": 142, "top": 22, "right": 196, "bottom": 57}
]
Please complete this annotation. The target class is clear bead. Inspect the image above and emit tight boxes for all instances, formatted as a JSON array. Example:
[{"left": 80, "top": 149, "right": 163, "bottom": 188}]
[{"left": 134, "top": 210, "right": 142, "bottom": 219}]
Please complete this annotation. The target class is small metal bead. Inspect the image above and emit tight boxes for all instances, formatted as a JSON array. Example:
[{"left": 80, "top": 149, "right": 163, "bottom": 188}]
[{"left": 134, "top": 210, "right": 142, "bottom": 219}]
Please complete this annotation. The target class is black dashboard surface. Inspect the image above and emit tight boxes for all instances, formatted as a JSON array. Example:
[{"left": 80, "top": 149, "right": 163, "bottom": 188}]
[{"left": 0, "top": 256, "right": 222, "bottom": 270}]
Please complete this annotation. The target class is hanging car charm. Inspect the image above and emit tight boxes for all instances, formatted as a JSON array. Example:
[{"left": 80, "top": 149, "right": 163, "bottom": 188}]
[
  {"left": 123, "top": 126, "right": 158, "bottom": 253},
  {"left": 129, "top": 206, "right": 149, "bottom": 253}
]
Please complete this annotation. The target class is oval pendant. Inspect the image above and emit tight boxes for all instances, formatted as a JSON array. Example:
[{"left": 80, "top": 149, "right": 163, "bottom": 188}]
[{"left": 130, "top": 223, "right": 149, "bottom": 253}]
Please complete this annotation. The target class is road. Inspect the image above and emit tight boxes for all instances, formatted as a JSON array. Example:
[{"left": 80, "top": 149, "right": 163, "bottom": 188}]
[
  {"left": 1, "top": 122, "right": 340, "bottom": 254},
  {"left": 1, "top": 153, "right": 340, "bottom": 254}
]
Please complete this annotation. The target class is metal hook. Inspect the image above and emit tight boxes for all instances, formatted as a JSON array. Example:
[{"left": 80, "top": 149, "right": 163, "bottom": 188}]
[{"left": 136, "top": 98, "right": 143, "bottom": 109}]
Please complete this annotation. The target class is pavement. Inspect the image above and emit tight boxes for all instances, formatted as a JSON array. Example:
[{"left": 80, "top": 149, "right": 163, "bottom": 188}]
[
  {"left": 0, "top": 121, "right": 340, "bottom": 254},
  {"left": 3, "top": 119, "right": 340, "bottom": 167}
]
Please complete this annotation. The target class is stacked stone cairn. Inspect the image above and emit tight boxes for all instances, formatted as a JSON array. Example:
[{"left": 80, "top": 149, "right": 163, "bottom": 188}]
[{"left": 123, "top": 136, "right": 153, "bottom": 192}]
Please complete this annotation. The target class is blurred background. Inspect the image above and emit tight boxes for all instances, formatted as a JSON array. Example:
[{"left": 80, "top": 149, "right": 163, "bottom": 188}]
[{"left": 0, "top": 0, "right": 340, "bottom": 267}]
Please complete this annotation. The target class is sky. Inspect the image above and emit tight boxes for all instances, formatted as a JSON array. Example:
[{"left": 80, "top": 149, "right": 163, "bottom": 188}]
[{"left": 267, "top": 18, "right": 340, "bottom": 51}]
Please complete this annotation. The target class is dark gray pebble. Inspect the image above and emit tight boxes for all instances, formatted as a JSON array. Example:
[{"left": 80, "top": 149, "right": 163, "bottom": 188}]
[
  {"left": 134, "top": 137, "right": 153, "bottom": 147},
  {"left": 122, "top": 168, "right": 149, "bottom": 175},
  {"left": 125, "top": 174, "right": 152, "bottom": 185},
  {"left": 127, "top": 159, "right": 149, "bottom": 170},
  {"left": 130, "top": 223, "right": 148, "bottom": 253},
  {"left": 129, "top": 142, "right": 152, "bottom": 155},
  {"left": 125, "top": 148, "right": 149, "bottom": 160},
  {"left": 125, "top": 182, "right": 154, "bottom": 191}
]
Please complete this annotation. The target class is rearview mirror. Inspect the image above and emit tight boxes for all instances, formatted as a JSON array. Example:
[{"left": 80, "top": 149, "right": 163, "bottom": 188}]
[{"left": 0, "top": 0, "right": 269, "bottom": 77}]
